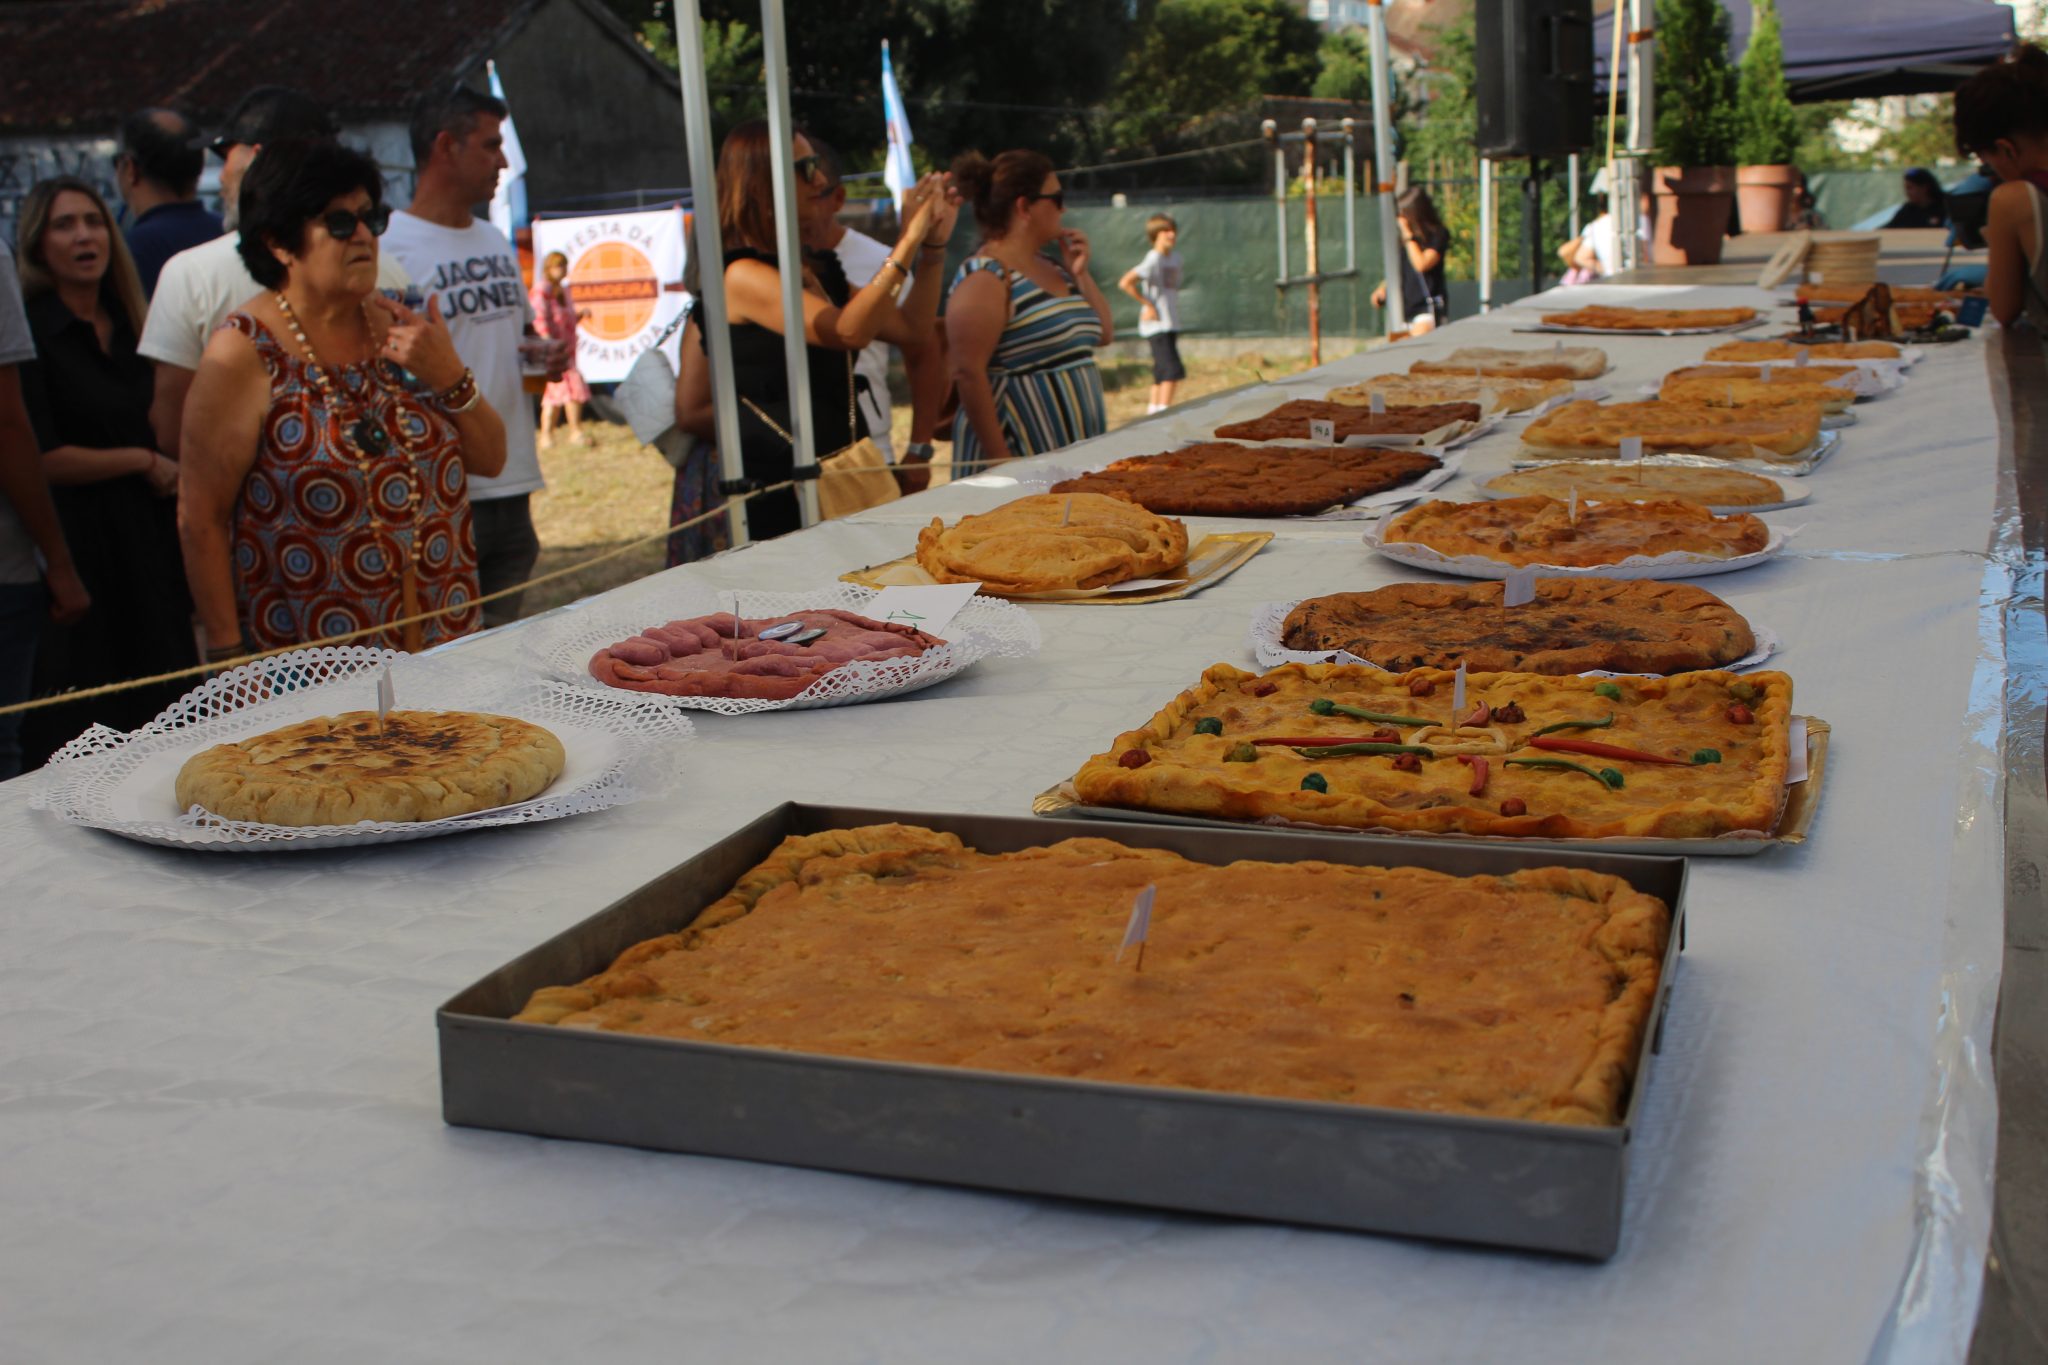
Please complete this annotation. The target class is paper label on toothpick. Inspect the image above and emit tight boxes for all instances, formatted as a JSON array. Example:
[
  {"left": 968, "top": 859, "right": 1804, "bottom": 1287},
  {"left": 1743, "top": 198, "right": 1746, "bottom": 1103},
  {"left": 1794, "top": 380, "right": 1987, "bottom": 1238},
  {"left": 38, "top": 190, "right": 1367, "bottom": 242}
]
[
  {"left": 1309, "top": 418, "right": 1336, "bottom": 444},
  {"left": 1117, "top": 884, "right": 1156, "bottom": 962},
  {"left": 1569, "top": 487, "right": 1579, "bottom": 523},
  {"left": 1793, "top": 348, "right": 1810, "bottom": 368},
  {"left": 1619, "top": 436, "right": 1643, "bottom": 464},
  {"left": 376, "top": 663, "right": 394, "bottom": 723},
  {"left": 866, "top": 583, "right": 979, "bottom": 638},
  {"left": 1369, "top": 390, "right": 1387, "bottom": 414},
  {"left": 1060, "top": 496, "right": 1073, "bottom": 526},
  {"left": 1503, "top": 566, "right": 1537, "bottom": 607},
  {"left": 1553, "top": 340, "right": 1564, "bottom": 357},
  {"left": 1452, "top": 663, "right": 1467, "bottom": 716}
]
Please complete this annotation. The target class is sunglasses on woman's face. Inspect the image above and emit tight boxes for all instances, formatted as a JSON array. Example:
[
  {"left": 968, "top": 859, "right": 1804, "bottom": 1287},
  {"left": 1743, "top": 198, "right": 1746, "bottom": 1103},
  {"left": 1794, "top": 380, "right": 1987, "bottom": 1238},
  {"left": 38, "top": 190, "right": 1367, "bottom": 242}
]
[
  {"left": 321, "top": 205, "right": 392, "bottom": 241},
  {"left": 1028, "top": 190, "right": 1065, "bottom": 210}
]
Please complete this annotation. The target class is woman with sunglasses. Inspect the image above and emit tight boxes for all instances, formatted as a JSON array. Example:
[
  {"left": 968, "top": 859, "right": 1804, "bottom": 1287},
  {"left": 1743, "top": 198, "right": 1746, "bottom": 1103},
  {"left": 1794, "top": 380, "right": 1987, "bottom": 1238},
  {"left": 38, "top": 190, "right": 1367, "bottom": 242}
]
[
  {"left": 1954, "top": 46, "right": 2048, "bottom": 330},
  {"left": 178, "top": 138, "right": 506, "bottom": 663},
  {"left": 712, "top": 120, "right": 954, "bottom": 540},
  {"left": 12, "top": 176, "right": 195, "bottom": 766},
  {"left": 945, "top": 149, "right": 1111, "bottom": 469}
]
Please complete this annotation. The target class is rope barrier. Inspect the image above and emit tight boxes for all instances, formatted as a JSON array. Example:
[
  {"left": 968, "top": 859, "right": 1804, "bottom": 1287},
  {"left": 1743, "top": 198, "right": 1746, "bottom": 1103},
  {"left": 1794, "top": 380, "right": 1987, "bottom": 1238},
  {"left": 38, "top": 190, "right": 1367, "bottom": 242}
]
[{"left": 0, "top": 452, "right": 1004, "bottom": 720}]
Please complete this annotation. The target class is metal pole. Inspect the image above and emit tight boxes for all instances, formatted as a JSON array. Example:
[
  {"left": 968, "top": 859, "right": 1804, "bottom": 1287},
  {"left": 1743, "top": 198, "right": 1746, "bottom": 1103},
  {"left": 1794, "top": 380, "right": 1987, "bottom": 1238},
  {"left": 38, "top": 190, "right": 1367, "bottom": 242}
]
[
  {"left": 1366, "top": 0, "right": 1406, "bottom": 334},
  {"left": 672, "top": 0, "right": 749, "bottom": 548},
  {"left": 1568, "top": 151, "right": 1581, "bottom": 239},
  {"left": 758, "top": 0, "right": 820, "bottom": 528},
  {"left": 1479, "top": 158, "right": 1494, "bottom": 313},
  {"left": 1264, "top": 120, "right": 1287, "bottom": 299},
  {"left": 1341, "top": 117, "right": 1357, "bottom": 275},
  {"left": 1302, "top": 118, "right": 1321, "bottom": 367},
  {"left": 1622, "top": 0, "right": 1655, "bottom": 272}
]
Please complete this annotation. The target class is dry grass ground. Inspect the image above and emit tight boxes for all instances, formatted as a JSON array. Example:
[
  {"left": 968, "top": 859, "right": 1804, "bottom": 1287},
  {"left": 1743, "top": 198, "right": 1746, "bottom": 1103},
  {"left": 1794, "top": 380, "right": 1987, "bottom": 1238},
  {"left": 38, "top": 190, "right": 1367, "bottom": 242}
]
[{"left": 521, "top": 341, "right": 1366, "bottom": 617}]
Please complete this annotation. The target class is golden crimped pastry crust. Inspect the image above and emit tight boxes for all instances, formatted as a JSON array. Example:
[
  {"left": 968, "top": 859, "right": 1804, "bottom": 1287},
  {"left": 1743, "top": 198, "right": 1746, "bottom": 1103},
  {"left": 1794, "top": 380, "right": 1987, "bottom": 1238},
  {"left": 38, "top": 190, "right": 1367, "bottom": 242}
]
[
  {"left": 915, "top": 492, "right": 1188, "bottom": 593},
  {"left": 1282, "top": 579, "right": 1757, "bottom": 674},
  {"left": 1383, "top": 494, "right": 1771, "bottom": 566},
  {"left": 1522, "top": 399, "right": 1823, "bottom": 460},
  {"left": 1538, "top": 305, "right": 1758, "bottom": 330},
  {"left": 514, "top": 822, "right": 1673, "bottom": 1126},
  {"left": 1072, "top": 661, "right": 1793, "bottom": 840},
  {"left": 1212, "top": 397, "right": 1480, "bottom": 441},
  {"left": 1483, "top": 461, "right": 1787, "bottom": 508},
  {"left": 1796, "top": 283, "right": 1960, "bottom": 305},
  {"left": 1705, "top": 339, "right": 1901, "bottom": 362},
  {"left": 1657, "top": 366, "right": 1856, "bottom": 413},
  {"left": 1410, "top": 345, "right": 1609, "bottom": 380},
  {"left": 174, "top": 710, "right": 565, "bottom": 826},
  {"left": 1326, "top": 373, "right": 1572, "bottom": 414},
  {"left": 1815, "top": 301, "right": 1941, "bottom": 329},
  {"left": 1049, "top": 443, "right": 1441, "bottom": 517}
]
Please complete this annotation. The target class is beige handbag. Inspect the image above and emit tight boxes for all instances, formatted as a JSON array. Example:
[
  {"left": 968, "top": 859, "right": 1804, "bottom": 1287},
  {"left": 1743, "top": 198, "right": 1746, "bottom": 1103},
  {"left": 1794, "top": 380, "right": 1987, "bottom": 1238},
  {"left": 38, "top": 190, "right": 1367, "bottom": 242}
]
[{"left": 742, "top": 354, "right": 901, "bottom": 521}]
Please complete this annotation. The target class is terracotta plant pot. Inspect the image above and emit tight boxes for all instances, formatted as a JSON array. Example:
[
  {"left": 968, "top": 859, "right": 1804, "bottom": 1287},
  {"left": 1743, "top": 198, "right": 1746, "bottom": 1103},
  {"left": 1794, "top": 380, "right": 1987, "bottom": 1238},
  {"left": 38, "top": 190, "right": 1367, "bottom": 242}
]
[
  {"left": 1651, "top": 165, "right": 1736, "bottom": 267},
  {"left": 1736, "top": 163, "right": 1798, "bottom": 235}
]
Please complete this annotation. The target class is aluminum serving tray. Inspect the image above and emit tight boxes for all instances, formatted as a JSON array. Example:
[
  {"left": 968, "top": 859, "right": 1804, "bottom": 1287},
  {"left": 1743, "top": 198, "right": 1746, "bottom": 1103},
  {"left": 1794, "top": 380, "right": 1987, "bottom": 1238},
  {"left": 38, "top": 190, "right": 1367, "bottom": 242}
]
[{"left": 439, "top": 803, "right": 1687, "bottom": 1260}]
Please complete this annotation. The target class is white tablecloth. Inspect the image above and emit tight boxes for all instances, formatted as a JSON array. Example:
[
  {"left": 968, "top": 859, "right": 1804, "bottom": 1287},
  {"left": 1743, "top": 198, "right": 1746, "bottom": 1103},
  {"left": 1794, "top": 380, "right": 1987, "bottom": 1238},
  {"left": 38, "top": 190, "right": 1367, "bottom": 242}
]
[{"left": 0, "top": 286, "right": 2008, "bottom": 1364}]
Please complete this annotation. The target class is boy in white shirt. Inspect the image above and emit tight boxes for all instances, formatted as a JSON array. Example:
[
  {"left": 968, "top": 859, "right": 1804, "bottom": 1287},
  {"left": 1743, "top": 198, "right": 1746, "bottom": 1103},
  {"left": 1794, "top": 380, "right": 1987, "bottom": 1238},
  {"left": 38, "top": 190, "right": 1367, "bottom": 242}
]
[{"left": 1118, "top": 214, "right": 1185, "bottom": 413}]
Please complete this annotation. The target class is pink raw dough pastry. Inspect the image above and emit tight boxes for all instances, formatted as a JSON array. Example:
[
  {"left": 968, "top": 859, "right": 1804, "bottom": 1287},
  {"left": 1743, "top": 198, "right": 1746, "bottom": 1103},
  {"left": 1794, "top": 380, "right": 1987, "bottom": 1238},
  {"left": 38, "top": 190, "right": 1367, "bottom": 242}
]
[{"left": 589, "top": 609, "right": 945, "bottom": 700}]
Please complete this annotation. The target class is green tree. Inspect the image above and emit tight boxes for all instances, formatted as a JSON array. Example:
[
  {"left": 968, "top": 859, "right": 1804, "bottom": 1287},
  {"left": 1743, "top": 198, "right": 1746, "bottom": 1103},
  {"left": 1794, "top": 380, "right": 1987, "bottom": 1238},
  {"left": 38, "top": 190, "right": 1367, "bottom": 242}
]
[
  {"left": 1107, "top": 0, "right": 1324, "bottom": 153},
  {"left": 1312, "top": 28, "right": 1374, "bottom": 102},
  {"left": 1734, "top": 0, "right": 1798, "bottom": 165},
  {"left": 1655, "top": 0, "right": 1739, "bottom": 165}
]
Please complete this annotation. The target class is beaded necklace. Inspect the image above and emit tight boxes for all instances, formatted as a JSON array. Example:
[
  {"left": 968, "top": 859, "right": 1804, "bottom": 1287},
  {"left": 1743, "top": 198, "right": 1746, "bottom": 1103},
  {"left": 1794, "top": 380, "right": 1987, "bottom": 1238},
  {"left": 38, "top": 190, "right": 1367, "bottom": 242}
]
[{"left": 273, "top": 291, "right": 426, "bottom": 540}]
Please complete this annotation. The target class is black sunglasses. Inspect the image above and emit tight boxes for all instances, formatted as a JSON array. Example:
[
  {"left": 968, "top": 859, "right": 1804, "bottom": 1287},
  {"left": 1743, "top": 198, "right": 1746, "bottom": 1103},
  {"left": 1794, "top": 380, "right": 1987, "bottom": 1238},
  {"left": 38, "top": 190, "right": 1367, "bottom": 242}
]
[
  {"left": 795, "top": 154, "right": 824, "bottom": 184},
  {"left": 320, "top": 205, "right": 392, "bottom": 240},
  {"left": 1027, "top": 190, "right": 1065, "bottom": 209},
  {"left": 208, "top": 134, "right": 237, "bottom": 160}
]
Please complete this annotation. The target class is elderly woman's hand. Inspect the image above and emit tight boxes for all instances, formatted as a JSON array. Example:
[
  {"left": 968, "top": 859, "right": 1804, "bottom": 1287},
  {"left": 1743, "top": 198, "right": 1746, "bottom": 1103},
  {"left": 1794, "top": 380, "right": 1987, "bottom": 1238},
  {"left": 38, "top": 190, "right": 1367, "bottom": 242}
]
[{"left": 367, "top": 293, "right": 466, "bottom": 392}]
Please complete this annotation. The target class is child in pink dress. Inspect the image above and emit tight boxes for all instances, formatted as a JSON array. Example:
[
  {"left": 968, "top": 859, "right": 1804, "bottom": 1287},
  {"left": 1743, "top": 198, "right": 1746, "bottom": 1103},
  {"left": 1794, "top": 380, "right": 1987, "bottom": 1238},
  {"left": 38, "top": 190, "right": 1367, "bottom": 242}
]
[{"left": 531, "top": 251, "right": 591, "bottom": 447}]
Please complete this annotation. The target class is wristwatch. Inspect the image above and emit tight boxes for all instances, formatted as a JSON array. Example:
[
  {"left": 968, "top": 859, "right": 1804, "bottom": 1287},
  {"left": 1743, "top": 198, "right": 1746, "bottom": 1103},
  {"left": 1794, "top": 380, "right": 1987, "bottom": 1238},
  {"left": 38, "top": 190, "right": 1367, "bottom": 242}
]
[{"left": 902, "top": 442, "right": 935, "bottom": 463}]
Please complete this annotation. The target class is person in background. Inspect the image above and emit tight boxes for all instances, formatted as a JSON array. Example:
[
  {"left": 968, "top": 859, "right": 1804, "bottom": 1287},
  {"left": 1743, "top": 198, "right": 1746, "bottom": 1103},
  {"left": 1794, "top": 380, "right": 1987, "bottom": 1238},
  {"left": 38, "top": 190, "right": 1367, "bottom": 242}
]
[
  {"left": 0, "top": 250, "right": 91, "bottom": 779},
  {"left": 707, "top": 119, "right": 952, "bottom": 540},
  {"left": 1884, "top": 168, "right": 1948, "bottom": 229},
  {"left": 530, "top": 251, "right": 590, "bottom": 448},
  {"left": 805, "top": 138, "right": 947, "bottom": 494},
  {"left": 113, "top": 106, "right": 221, "bottom": 297},
  {"left": 383, "top": 85, "right": 546, "bottom": 627},
  {"left": 1954, "top": 44, "right": 2048, "bottom": 329},
  {"left": 1371, "top": 186, "right": 1450, "bottom": 333},
  {"left": 668, "top": 251, "right": 732, "bottom": 568},
  {"left": 178, "top": 139, "right": 503, "bottom": 662},
  {"left": 139, "top": 88, "right": 410, "bottom": 461},
  {"left": 14, "top": 177, "right": 195, "bottom": 767},
  {"left": 1785, "top": 169, "right": 1826, "bottom": 230},
  {"left": 946, "top": 148, "right": 1110, "bottom": 468},
  {"left": 1118, "top": 212, "right": 1184, "bottom": 414}
]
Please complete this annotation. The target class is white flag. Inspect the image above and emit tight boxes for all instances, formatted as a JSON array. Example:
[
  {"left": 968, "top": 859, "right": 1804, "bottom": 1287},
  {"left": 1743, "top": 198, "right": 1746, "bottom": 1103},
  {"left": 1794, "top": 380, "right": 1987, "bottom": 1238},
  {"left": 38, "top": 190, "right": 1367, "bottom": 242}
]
[
  {"left": 1117, "top": 884, "right": 1156, "bottom": 963},
  {"left": 881, "top": 40, "right": 916, "bottom": 212},
  {"left": 487, "top": 61, "right": 528, "bottom": 240}
]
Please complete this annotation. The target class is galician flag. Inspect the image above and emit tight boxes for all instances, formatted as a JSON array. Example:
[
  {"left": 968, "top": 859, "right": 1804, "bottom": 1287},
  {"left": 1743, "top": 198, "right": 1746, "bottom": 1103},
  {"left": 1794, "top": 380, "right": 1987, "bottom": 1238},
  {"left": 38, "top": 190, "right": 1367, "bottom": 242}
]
[
  {"left": 487, "top": 60, "right": 529, "bottom": 239},
  {"left": 881, "top": 39, "right": 916, "bottom": 211}
]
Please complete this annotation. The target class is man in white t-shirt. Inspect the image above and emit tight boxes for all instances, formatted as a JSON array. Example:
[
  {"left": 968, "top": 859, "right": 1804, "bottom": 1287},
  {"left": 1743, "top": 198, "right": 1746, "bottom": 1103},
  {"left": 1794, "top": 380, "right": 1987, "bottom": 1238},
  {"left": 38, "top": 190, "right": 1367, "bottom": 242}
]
[
  {"left": 806, "top": 143, "right": 945, "bottom": 491},
  {"left": 382, "top": 86, "right": 545, "bottom": 627},
  {"left": 0, "top": 251, "right": 89, "bottom": 778}
]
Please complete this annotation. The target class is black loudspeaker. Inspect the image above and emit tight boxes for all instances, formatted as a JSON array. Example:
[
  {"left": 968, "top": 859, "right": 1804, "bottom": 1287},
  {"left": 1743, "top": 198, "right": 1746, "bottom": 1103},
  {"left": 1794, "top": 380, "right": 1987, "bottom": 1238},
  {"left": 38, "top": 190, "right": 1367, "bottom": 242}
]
[{"left": 1474, "top": 0, "right": 1595, "bottom": 159}]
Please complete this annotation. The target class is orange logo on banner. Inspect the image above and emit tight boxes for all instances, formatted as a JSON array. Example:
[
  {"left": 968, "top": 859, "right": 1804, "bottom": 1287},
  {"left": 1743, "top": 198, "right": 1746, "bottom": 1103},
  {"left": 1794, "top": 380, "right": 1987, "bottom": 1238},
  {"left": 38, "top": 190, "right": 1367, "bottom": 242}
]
[{"left": 569, "top": 240, "right": 659, "bottom": 341}]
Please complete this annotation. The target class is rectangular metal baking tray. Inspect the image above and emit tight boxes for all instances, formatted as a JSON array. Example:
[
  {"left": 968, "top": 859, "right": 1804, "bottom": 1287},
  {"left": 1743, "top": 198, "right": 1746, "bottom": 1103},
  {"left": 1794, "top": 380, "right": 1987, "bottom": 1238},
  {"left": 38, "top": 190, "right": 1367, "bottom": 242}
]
[
  {"left": 1035, "top": 717, "right": 1827, "bottom": 857},
  {"left": 439, "top": 804, "right": 1687, "bottom": 1259}
]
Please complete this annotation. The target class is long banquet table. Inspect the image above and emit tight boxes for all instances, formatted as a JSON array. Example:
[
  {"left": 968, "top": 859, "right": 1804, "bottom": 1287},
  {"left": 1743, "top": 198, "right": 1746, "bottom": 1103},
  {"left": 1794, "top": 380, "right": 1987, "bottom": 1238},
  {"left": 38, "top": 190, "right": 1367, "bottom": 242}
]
[{"left": 0, "top": 283, "right": 2017, "bottom": 1363}]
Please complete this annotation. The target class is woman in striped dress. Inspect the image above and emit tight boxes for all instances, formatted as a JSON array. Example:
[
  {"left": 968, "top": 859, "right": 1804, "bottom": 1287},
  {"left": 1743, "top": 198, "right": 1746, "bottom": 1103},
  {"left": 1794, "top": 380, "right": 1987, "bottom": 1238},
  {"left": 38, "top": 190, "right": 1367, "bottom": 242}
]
[{"left": 946, "top": 150, "right": 1112, "bottom": 468}]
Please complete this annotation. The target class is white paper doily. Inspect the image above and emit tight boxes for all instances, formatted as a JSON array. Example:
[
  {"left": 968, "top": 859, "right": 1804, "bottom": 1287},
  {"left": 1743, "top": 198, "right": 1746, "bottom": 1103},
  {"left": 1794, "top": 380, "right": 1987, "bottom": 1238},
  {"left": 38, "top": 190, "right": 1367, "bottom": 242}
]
[
  {"left": 1019, "top": 449, "right": 1464, "bottom": 521},
  {"left": 30, "top": 646, "right": 695, "bottom": 851},
  {"left": 521, "top": 583, "right": 1041, "bottom": 714},
  {"left": 1363, "top": 523, "right": 1797, "bottom": 581},
  {"left": 1245, "top": 598, "right": 1782, "bottom": 675}
]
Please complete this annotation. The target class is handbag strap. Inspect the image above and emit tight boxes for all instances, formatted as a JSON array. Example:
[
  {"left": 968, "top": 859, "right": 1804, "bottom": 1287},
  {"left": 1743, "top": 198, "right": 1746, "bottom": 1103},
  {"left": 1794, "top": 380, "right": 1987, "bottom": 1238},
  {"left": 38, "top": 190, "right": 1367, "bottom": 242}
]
[{"left": 738, "top": 351, "right": 860, "bottom": 459}]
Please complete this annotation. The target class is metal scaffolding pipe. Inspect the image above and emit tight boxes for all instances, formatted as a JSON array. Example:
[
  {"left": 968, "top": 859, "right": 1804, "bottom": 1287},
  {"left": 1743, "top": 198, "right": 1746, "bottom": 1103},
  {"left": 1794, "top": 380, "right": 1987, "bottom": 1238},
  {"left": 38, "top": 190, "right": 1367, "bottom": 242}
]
[
  {"left": 1366, "top": 0, "right": 1406, "bottom": 333},
  {"left": 1478, "top": 158, "right": 1494, "bottom": 313},
  {"left": 758, "top": 0, "right": 820, "bottom": 528}
]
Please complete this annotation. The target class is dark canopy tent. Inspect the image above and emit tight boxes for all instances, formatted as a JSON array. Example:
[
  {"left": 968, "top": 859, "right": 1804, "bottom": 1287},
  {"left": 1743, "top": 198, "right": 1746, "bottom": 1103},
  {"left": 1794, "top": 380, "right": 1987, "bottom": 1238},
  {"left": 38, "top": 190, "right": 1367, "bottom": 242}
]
[{"left": 1593, "top": 0, "right": 2018, "bottom": 100}]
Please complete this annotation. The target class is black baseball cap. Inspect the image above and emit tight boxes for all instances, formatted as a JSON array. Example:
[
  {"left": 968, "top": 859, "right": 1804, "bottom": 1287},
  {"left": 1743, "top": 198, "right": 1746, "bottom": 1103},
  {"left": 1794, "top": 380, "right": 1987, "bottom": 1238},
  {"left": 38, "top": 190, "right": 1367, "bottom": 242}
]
[{"left": 209, "top": 87, "right": 335, "bottom": 157}]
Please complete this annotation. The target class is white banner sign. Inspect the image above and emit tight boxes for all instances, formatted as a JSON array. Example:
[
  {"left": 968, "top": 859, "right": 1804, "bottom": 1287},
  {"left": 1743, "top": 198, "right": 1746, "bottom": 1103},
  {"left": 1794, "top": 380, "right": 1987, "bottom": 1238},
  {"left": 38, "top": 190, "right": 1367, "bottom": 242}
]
[{"left": 531, "top": 207, "right": 688, "bottom": 384}]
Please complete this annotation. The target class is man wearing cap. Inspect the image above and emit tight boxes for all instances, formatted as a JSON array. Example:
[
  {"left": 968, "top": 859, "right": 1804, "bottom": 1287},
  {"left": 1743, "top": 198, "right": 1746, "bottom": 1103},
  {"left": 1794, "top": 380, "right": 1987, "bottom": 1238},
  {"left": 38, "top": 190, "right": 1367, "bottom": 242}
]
[
  {"left": 113, "top": 107, "right": 221, "bottom": 297},
  {"left": 137, "top": 87, "right": 411, "bottom": 459}
]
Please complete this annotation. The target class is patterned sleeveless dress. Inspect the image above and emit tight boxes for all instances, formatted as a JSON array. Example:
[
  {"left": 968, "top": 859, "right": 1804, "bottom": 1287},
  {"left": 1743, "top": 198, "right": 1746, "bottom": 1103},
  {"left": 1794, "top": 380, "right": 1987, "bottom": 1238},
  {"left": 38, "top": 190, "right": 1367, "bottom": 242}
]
[
  {"left": 948, "top": 257, "right": 1106, "bottom": 467},
  {"left": 224, "top": 312, "right": 481, "bottom": 653}
]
